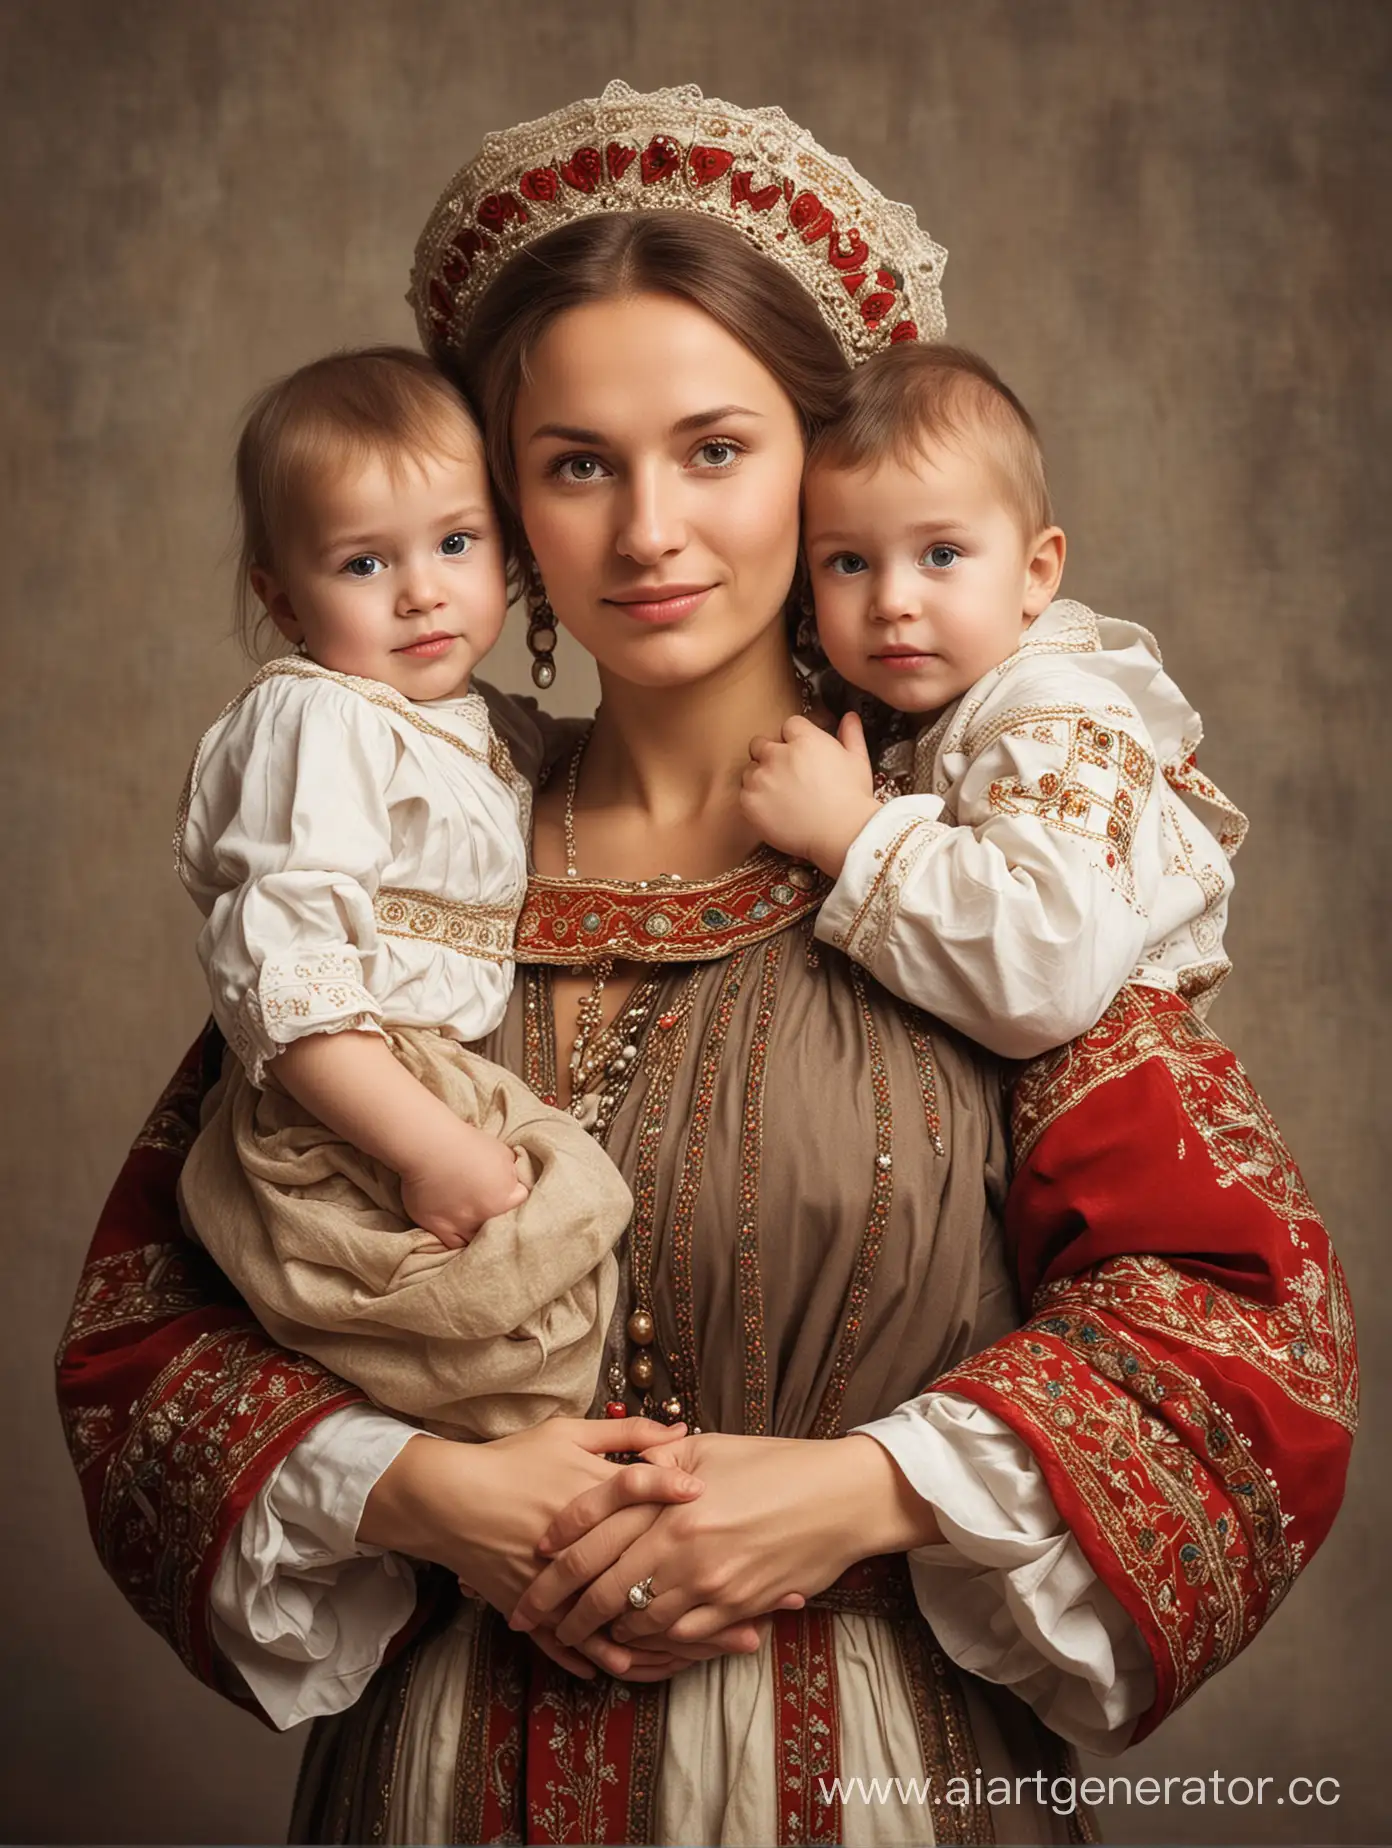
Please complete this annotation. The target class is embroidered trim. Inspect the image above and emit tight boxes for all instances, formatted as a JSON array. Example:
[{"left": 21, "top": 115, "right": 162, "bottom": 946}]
[
  {"left": 374, "top": 885, "right": 518, "bottom": 964},
  {"left": 967, "top": 705, "right": 1155, "bottom": 905},
  {"left": 517, "top": 851, "right": 826, "bottom": 965},
  {"left": 773, "top": 1607, "right": 843, "bottom": 1845},
  {"left": 1012, "top": 987, "right": 1327, "bottom": 1240},
  {"left": 737, "top": 938, "right": 783, "bottom": 1435},
  {"left": 830, "top": 816, "right": 947, "bottom": 967}
]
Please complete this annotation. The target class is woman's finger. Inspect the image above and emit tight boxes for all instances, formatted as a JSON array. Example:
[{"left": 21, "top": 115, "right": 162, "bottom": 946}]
[
  {"left": 660, "top": 1595, "right": 802, "bottom": 1646},
  {"left": 554, "top": 1553, "right": 670, "bottom": 1648},
  {"left": 513, "top": 1502, "right": 662, "bottom": 1631},
  {"left": 567, "top": 1416, "right": 687, "bottom": 1456},
  {"left": 537, "top": 1461, "right": 703, "bottom": 1558}
]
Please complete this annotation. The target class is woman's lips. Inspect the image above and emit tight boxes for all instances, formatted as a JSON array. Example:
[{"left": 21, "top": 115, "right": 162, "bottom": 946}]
[
  {"left": 394, "top": 632, "right": 457, "bottom": 658},
  {"left": 605, "top": 587, "right": 713, "bottom": 626}
]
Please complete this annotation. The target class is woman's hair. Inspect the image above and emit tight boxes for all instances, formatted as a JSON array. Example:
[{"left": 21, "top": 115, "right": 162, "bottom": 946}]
[
  {"left": 452, "top": 211, "right": 852, "bottom": 577},
  {"left": 233, "top": 345, "right": 480, "bottom": 655},
  {"left": 807, "top": 342, "right": 1053, "bottom": 533}
]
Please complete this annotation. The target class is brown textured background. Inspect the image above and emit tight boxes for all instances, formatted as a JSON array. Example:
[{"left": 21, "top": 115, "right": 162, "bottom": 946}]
[{"left": 5, "top": 1, "right": 1386, "bottom": 1841}]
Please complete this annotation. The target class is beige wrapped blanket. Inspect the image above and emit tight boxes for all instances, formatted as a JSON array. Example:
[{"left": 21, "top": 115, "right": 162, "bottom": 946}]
[{"left": 179, "top": 1027, "right": 627, "bottom": 1439}]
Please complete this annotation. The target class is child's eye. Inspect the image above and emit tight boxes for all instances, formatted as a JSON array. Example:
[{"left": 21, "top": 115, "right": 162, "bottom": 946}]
[
  {"left": 440, "top": 532, "right": 474, "bottom": 557},
  {"left": 551, "top": 454, "right": 609, "bottom": 484},
  {"left": 693, "top": 439, "right": 742, "bottom": 469},
  {"left": 342, "top": 555, "right": 384, "bottom": 578},
  {"left": 826, "top": 552, "right": 869, "bottom": 576},
  {"left": 922, "top": 544, "right": 960, "bottom": 570}
]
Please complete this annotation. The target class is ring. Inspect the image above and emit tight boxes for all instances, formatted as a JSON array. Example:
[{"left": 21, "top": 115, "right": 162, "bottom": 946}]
[{"left": 626, "top": 1575, "right": 656, "bottom": 1611}]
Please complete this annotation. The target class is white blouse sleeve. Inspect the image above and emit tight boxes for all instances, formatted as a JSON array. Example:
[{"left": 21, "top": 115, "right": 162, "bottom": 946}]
[
  {"left": 208, "top": 1404, "right": 433, "bottom": 1730},
  {"left": 815, "top": 683, "right": 1165, "bottom": 1060},
  {"left": 856, "top": 1393, "right": 1154, "bottom": 1756},
  {"left": 177, "top": 679, "right": 400, "bottom": 1084}
]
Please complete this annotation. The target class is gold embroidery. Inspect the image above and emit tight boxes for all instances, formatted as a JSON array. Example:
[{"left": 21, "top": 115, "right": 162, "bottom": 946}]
[
  {"left": 834, "top": 817, "right": 946, "bottom": 967},
  {"left": 970, "top": 705, "right": 1154, "bottom": 904},
  {"left": 374, "top": 886, "right": 518, "bottom": 964}
]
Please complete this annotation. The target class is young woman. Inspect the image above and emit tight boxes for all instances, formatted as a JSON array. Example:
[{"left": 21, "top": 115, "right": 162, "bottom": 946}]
[{"left": 58, "top": 84, "right": 1355, "bottom": 1845}]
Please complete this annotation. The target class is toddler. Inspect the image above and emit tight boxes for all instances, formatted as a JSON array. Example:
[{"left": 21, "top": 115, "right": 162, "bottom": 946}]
[
  {"left": 176, "top": 347, "right": 630, "bottom": 1437},
  {"left": 742, "top": 344, "right": 1246, "bottom": 1059}
]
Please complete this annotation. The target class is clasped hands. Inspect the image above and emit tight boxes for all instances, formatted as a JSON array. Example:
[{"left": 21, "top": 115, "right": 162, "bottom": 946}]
[{"left": 504, "top": 1425, "right": 919, "bottom": 1683}]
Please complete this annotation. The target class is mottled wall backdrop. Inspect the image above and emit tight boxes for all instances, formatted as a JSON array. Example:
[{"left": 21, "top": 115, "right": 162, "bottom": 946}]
[{"left": 5, "top": 1, "right": 1386, "bottom": 1841}]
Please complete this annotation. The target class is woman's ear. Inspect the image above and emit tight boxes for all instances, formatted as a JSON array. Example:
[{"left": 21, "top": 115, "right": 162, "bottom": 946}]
[
  {"left": 1023, "top": 527, "right": 1067, "bottom": 620},
  {"left": 250, "top": 566, "right": 302, "bottom": 646}
]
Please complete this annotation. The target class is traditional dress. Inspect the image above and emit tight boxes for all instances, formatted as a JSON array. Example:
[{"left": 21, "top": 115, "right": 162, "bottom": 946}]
[
  {"left": 173, "top": 658, "right": 630, "bottom": 1438},
  {"left": 819, "top": 601, "right": 1248, "bottom": 1060},
  {"left": 58, "top": 692, "right": 1356, "bottom": 1843}
]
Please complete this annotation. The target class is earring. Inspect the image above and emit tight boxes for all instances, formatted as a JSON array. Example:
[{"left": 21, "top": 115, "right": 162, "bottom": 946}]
[{"left": 526, "top": 580, "right": 558, "bottom": 690}]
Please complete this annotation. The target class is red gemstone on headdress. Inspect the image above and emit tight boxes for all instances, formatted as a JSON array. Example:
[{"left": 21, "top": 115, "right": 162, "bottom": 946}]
[
  {"left": 841, "top": 273, "right": 867, "bottom": 295},
  {"left": 607, "top": 141, "right": 637, "bottom": 181},
  {"left": 828, "top": 229, "right": 869, "bottom": 271},
  {"left": 477, "top": 192, "right": 528, "bottom": 233},
  {"left": 790, "top": 191, "right": 833, "bottom": 244},
  {"left": 689, "top": 145, "right": 734, "bottom": 186},
  {"left": 889, "top": 320, "right": 919, "bottom": 344},
  {"left": 640, "top": 136, "right": 681, "bottom": 185},
  {"left": 876, "top": 268, "right": 897, "bottom": 289},
  {"left": 860, "top": 289, "right": 895, "bottom": 327},
  {"left": 520, "top": 166, "right": 559, "bottom": 202},
  {"left": 560, "top": 145, "right": 602, "bottom": 193},
  {"left": 730, "top": 169, "right": 781, "bottom": 213}
]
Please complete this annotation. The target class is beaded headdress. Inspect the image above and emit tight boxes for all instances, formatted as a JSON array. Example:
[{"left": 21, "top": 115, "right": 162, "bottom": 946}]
[{"left": 410, "top": 80, "right": 947, "bottom": 366}]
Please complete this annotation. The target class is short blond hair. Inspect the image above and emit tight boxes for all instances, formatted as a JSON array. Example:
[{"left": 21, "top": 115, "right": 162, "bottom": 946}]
[
  {"left": 807, "top": 343, "right": 1053, "bottom": 535},
  {"left": 233, "top": 346, "right": 482, "bottom": 654}
]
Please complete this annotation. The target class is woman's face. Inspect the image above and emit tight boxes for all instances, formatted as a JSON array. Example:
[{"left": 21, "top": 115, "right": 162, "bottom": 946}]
[{"left": 512, "top": 292, "right": 805, "bottom": 689}]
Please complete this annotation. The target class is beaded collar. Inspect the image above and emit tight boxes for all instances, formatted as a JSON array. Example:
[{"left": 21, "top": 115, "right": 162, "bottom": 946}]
[{"left": 515, "top": 850, "right": 826, "bottom": 965}]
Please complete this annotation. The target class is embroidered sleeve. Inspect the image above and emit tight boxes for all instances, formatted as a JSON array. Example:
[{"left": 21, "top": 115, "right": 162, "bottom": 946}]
[
  {"left": 177, "top": 679, "right": 400, "bottom": 1085},
  {"left": 815, "top": 695, "right": 1165, "bottom": 1059},
  {"left": 927, "top": 985, "right": 1357, "bottom": 1743}
]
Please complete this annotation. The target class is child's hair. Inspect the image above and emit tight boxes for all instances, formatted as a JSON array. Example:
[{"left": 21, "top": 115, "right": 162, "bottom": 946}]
[
  {"left": 233, "top": 345, "right": 482, "bottom": 655},
  {"left": 806, "top": 343, "right": 1053, "bottom": 536}
]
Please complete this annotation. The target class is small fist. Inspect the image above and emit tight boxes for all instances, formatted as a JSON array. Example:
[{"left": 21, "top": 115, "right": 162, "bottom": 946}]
[
  {"left": 739, "top": 712, "right": 880, "bottom": 877},
  {"left": 401, "top": 1126, "right": 531, "bottom": 1250}
]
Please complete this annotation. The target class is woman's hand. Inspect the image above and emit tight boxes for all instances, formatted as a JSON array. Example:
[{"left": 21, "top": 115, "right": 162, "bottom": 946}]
[
  {"left": 510, "top": 1431, "right": 942, "bottom": 1650},
  {"left": 357, "top": 1419, "right": 703, "bottom": 1678}
]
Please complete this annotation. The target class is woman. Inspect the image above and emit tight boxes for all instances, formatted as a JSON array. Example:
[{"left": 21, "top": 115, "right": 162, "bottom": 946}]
[{"left": 57, "top": 84, "right": 1356, "bottom": 1845}]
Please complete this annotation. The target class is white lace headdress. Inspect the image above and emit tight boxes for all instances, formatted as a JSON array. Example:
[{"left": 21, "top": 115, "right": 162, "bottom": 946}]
[{"left": 411, "top": 80, "right": 947, "bottom": 365}]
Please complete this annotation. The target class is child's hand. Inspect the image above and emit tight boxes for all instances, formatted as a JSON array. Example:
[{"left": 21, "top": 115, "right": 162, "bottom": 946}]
[
  {"left": 740, "top": 712, "right": 881, "bottom": 878},
  {"left": 400, "top": 1121, "right": 531, "bottom": 1249}
]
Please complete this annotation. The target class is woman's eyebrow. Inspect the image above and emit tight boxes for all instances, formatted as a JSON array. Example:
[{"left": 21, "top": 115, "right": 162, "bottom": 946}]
[
  {"left": 526, "top": 406, "right": 764, "bottom": 446},
  {"left": 671, "top": 404, "right": 763, "bottom": 434}
]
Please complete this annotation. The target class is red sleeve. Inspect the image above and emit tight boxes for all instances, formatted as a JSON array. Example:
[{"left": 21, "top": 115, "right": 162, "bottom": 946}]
[
  {"left": 931, "top": 985, "right": 1357, "bottom": 1743},
  {"left": 54, "top": 1029, "right": 436, "bottom": 1723}
]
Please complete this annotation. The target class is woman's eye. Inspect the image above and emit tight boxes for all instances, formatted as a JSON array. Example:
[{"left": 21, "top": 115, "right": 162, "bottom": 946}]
[
  {"left": 923, "top": 544, "right": 960, "bottom": 570},
  {"left": 343, "top": 555, "right": 383, "bottom": 578},
  {"left": 694, "top": 439, "right": 740, "bottom": 469},
  {"left": 553, "top": 454, "right": 607, "bottom": 484},
  {"left": 440, "top": 532, "right": 474, "bottom": 557},
  {"left": 827, "top": 552, "right": 868, "bottom": 576}
]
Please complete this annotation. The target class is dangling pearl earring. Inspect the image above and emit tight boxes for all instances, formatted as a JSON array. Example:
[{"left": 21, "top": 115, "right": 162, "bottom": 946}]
[{"left": 526, "top": 585, "right": 558, "bottom": 690}]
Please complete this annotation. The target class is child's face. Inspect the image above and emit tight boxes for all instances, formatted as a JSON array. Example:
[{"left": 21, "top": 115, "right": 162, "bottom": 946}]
[
  {"left": 255, "top": 438, "right": 508, "bottom": 702},
  {"left": 802, "top": 439, "right": 1064, "bottom": 717}
]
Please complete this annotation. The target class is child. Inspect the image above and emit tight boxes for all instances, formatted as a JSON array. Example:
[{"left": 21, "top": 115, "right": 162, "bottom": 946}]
[
  {"left": 176, "top": 347, "right": 630, "bottom": 1438},
  {"left": 741, "top": 344, "right": 1246, "bottom": 1059}
]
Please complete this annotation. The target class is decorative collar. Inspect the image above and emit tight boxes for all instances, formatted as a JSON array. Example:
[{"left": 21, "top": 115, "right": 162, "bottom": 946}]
[{"left": 516, "top": 848, "right": 826, "bottom": 964}]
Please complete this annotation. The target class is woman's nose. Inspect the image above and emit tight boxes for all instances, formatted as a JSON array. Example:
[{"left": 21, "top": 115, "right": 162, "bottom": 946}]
[{"left": 615, "top": 464, "right": 686, "bottom": 565}]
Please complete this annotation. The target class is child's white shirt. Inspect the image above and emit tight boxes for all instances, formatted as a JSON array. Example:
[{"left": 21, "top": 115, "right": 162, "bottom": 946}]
[
  {"left": 176, "top": 657, "right": 535, "bottom": 1087},
  {"left": 816, "top": 600, "right": 1247, "bottom": 1059}
]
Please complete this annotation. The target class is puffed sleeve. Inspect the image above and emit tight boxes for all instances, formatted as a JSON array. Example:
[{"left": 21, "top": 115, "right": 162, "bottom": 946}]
[
  {"left": 176, "top": 677, "right": 400, "bottom": 1085},
  {"left": 815, "top": 677, "right": 1165, "bottom": 1059}
]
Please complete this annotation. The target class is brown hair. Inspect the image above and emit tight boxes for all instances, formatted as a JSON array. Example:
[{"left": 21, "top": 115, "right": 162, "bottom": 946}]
[
  {"left": 451, "top": 211, "right": 851, "bottom": 579},
  {"left": 807, "top": 342, "right": 1054, "bottom": 534},
  {"left": 233, "top": 345, "right": 481, "bottom": 654}
]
